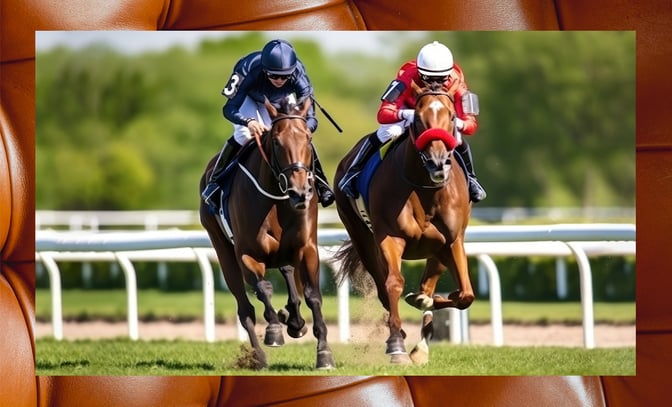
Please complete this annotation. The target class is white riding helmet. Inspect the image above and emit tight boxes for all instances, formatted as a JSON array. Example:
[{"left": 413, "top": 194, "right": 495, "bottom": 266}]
[{"left": 416, "top": 41, "right": 454, "bottom": 77}]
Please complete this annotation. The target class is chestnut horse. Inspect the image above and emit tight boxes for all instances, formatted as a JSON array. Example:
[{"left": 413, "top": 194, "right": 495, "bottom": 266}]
[
  {"left": 199, "top": 97, "right": 334, "bottom": 370},
  {"left": 334, "top": 81, "right": 474, "bottom": 364}
]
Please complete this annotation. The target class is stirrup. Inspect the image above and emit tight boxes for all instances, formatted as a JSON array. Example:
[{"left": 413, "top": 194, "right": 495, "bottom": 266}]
[
  {"left": 469, "top": 179, "right": 487, "bottom": 203},
  {"left": 202, "top": 182, "right": 221, "bottom": 209},
  {"left": 318, "top": 186, "right": 335, "bottom": 207},
  {"left": 338, "top": 170, "right": 361, "bottom": 199}
]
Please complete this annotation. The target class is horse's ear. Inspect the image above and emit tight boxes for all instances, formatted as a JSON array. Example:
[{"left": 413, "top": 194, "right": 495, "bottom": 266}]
[
  {"left": 264, "top": 97, "right": 278, "bottom": 117},
  {"left": 300, "top": 97, "right": 312, "bottom": 117}
]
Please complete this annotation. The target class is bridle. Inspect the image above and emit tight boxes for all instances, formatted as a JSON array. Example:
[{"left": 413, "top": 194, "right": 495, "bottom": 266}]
[
  {"left": 404, "top": 89, "right": 457, "bottom": 189},
  {"left": 254, "top": 114, "right": 314, "bottom": 195},
  {"left": 409, "top": 89, "right": 455, "bottom": 145}
]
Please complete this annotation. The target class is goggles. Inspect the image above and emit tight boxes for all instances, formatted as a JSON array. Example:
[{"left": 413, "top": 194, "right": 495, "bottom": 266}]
[
  {"left": 266, "top": 72, "right": 291, "bottom": 80},
  {"left": 420, "top": 74, "right": 448, "bottom": 84}
]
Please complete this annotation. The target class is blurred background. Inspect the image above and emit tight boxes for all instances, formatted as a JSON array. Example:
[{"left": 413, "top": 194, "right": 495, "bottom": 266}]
[
  {"left": 36, "top": 31, "right": 634, "bottom": 210},
  {"left": 35, "top": 31, "right": 635, "bottom": 302}
]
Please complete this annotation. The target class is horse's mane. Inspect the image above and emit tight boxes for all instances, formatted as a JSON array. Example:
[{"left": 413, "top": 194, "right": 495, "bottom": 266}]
[{"left": 277, "top": 95, "right": 304, "bottom": 116}]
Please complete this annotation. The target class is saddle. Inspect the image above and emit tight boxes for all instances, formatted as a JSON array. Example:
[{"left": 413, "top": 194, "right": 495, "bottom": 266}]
[{"left": 212, "top": 141, "right": 257, "bottom": 243}]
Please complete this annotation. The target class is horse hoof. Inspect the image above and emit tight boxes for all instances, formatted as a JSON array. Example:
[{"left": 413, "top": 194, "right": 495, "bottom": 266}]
[
  {"left": 316, "top": 350, "right": 336, "bottom": 370},
  {"left": 404, "top": 292, "right": 434, "bottom": 310},
  {"left": 264, "top": 324, "right": 285, "bottom": 347},
  {"left": 235, "top": 346, "right": 268, "bottom": 370},
  {"left": 288, "top": 324, "right": 308, "bottom": 339},
  {"left": 389, "top": 352, "right": 412, "bottom": 364},
  {"left": 252, "top": 353, "right": 269, "bottom": 370},
  {"left": 386, "top": 335, "right": 407, "bottom": 355},
  {"left": 277, "top": 308, "right": 289, "bottom": 324},
  {"left": 410, "top": 342, "right": 429, "bottom": 365}
]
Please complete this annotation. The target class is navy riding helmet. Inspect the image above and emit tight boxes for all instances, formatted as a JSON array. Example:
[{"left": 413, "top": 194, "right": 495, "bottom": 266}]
[{"left": 261, "top": 39, "right": 297, "bottom": 75}]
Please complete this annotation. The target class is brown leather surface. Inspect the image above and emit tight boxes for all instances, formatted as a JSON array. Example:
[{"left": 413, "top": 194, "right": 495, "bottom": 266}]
[
  {"left": 407, "top": 376, "right": 607, "bottom": 406},
  {"left": 1, "top": 0, "right": 669, "bottom": 406}
]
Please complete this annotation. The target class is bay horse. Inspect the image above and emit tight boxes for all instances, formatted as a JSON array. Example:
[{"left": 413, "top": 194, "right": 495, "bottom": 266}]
[
  {"left": 334, "top": 80, "right": 474, "bottom": 364},
  {"left": 199, "top": 96, "right": 334, "bottom": 370}
]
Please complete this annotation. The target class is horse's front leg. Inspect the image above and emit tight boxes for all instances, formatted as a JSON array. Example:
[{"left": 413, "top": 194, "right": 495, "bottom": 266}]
[
  {"left": 404, "top": 256, "right": 445, "bottom": 310},
  {"left": 241, "top": 254, "right": 285, "bottom": 347},
  {"left": 440, "top": 236, "right": 475, "bottom": 310},
  {"left": 213, "top": 243, "right": 266, "bottom": 369},
  {"left": 380, "top": 236, "right": 411, "bottom": 364},
  {"left": 299, "top": 245, "right": 335, "bottom": 369},
  {"left": 277, "top": 265, "right": 308, "bottom": 339}
]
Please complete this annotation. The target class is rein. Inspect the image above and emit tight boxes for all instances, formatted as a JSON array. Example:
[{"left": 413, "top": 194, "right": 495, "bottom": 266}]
[{"left": 249, "top": 114, "right": 314, "bottom": 197}]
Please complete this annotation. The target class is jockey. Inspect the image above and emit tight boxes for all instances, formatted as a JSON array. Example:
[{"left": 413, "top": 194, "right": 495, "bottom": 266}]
[
  {"left": 338, "top": 41, "right": 487, "bottom": 203},
  {"left": 202, "top": 39, "right": 335, "bottom": 208}
]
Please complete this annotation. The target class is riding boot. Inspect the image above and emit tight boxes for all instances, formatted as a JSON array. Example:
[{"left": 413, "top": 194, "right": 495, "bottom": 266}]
[
  {"left": 456, "top": 139, "right": 487, "bottom": 203},
  {"left": 338, "top": 132, "right": 382, "bottom": 199},
  {"left": 201, "top": 139, "right": 241, "bottom": 208},
  {"left": 311, "top": 144, "right": 335, "bottom": 207}
]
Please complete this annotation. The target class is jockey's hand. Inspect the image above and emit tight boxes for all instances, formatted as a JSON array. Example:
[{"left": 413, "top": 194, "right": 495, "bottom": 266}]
[
  {"left": 455, "top": 117, "right": 465, "bottom": 131},
  {"left": 248, "top": 120, "right": 268, "bottom": 138},
  {"left": 398, "top": 109, "right": 415, "bottom": 125}
]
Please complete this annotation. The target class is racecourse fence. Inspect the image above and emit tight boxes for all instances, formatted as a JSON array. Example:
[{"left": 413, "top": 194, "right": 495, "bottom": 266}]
[
  {"left": 36, "top": 207, "right": 635, "bottom": 230},
  {"left": 36, "top": 223, "right": 635, "bottom": 348}
]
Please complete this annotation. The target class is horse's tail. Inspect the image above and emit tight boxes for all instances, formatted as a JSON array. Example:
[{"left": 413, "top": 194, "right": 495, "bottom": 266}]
[
  {"left": 333, "top": 239, "right": 363, "bottom": 287},
  {"left": 334, "top": 239, "right": 377, "bottom": 297}
]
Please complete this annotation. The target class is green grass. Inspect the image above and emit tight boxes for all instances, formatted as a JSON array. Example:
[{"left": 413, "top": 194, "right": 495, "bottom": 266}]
[
  {"left": 35, "top": 337, "right": 635, "bottom": 376},
  {"left": 35, "top": 289, "right": 636, "bottom": 325},
  {"left": 35, "top": 289, "right": 635, "bottom": 376}
]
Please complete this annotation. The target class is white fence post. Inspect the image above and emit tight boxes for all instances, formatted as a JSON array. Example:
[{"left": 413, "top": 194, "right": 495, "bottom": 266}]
[
  {"left": 566, "top": 242, "right": 596, "bottom": 349},
  {"left": 35, "top": 224, "right": 635, "bottom": 347},
  {"left": 114, "top": 253, "right": 139, "bottom": 341},
  {"left": 193, "top": 248, "right": 216, "bottom": 343},
  {"left": 37, "top": 252, "right": 63, "bottom": 340},
  {"left": 476, "top": 254, "right": 504, "bottom": 346}
]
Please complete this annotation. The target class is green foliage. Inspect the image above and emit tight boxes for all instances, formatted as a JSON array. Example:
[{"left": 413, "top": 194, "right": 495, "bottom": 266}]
[{"left": 36, "top": 32, "right": 634, "bottom": 209}]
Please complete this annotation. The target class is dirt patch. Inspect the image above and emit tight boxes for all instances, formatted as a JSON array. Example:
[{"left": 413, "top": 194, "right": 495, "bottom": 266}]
[{"left": 35, "top": 321, "right": 635, "bottom": 348}]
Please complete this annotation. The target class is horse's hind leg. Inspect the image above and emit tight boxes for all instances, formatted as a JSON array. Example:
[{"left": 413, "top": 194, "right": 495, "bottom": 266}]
[{"left": 277, "top": 265, "right": 308, "bottom": 339}]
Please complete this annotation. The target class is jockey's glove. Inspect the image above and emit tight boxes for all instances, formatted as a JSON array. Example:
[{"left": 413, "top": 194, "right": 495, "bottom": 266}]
[{"left": 398, "top": 109, "right": 415, "bottom": 126}]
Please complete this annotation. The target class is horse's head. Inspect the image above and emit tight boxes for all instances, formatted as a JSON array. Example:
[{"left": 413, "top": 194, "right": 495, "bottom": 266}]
[
  {"left": 410, "top": 80, "right": 458, "bottom": 184},
  {"left": 264, "top": 96, "right": 315, "bottom": 210}
]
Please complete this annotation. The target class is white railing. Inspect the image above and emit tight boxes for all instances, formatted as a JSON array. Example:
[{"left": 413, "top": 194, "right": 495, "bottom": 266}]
[
  {"left": 36, "top": 208, "right": 635, "bottom": 230},
  {"left": 36, "top": 224, "right": 635, "bottom": 348}
]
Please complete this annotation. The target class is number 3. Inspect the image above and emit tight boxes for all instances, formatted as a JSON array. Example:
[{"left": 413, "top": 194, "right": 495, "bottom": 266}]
[{"left": 222, "top": 73, "right": 241, "bottom": 98}]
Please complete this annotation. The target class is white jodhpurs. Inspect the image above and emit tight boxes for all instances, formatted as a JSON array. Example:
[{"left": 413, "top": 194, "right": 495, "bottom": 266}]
[
  {"left": 376, "top": 120, "right": 407, "bottom": 143},
  {"left": 232, "top": 96, "right": 273, "bottom": 145}
]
